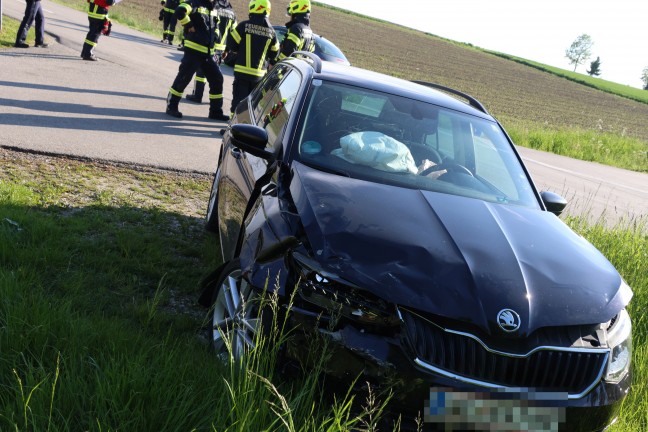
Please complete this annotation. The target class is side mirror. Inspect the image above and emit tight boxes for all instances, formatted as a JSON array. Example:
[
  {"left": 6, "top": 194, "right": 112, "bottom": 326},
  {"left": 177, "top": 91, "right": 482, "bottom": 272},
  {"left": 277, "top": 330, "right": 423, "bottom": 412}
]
[
  {"left": 230, "top": 124, "right": 275, "bottom": 161},
  {"left": 540, "top": 191, "right": 568, "bottom": 216}
]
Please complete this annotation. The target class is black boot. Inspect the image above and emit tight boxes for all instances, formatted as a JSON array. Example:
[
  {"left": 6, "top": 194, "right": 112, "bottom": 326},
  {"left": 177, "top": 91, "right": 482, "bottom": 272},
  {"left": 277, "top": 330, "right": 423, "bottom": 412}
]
[
  {"left": 81, "top": 43, "right": 97, "bottom": 61},
  {"left": 208, "top": 98, "right": 229, "bottom": 121},
  {"left": 186, "top": 79, "right": 205, "bottom": 103},
  {"left": 166, "top": 92, "right": 183, "bottom": 118}
]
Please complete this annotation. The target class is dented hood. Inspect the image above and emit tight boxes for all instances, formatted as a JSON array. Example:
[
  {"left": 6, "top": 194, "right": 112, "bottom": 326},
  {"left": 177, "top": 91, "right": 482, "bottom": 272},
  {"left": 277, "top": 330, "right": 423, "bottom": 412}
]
[{"left": 289, "top": 162, "right": 629, "bottom": 336}]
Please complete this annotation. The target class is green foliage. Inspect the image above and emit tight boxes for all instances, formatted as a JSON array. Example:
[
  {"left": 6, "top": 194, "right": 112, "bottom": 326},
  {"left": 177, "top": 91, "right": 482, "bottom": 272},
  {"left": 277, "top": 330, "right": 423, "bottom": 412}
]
[
  {"left": 587, "top": 56, "right": 602, "bottom": 77},
  {"left": 505, "top": 122, "right": 648, "bottom": 173},
  {"left": 0, "top": 153, "right": 399, "bottom": 431},
  {"left": 565, "top": 34, "right": 594, "bottom": 72},
  {"left": 566, "top": 217, "right": 648, "bottom": 432}
]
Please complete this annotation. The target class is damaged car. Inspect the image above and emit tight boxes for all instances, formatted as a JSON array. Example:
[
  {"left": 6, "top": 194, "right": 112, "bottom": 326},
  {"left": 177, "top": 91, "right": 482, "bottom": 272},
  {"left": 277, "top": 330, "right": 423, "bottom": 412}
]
[{"left": 200, "top": 51, "right": 633, "bottom": 431}]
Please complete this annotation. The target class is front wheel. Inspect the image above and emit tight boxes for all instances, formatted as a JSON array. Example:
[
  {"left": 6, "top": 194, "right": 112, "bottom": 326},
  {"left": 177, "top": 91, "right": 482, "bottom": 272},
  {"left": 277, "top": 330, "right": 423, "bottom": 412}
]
[{"left": 211, "top": 259, "right": 264, "bottom": 361}]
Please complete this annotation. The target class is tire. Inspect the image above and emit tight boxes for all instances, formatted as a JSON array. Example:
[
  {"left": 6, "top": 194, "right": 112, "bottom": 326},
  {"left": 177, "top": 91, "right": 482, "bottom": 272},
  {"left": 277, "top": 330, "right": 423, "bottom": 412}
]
[
  {"left": 205, "top": 168, "right": 220, "bottom": 232},
  {"left": 210, "top": 259, "right": 265, "bottom": 361}
]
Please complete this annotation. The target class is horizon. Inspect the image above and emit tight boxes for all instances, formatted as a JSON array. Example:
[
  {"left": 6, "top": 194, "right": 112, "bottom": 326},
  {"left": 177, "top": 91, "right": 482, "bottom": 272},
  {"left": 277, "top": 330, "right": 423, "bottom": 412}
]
[{"left": 314, "top": 0, "right": 648, "bottom": 89}]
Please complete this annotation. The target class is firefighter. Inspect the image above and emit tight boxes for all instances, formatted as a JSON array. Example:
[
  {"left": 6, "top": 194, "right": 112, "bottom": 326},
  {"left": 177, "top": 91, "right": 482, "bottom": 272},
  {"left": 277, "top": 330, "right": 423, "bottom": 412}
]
[
  {"left": 159, "top": 0, "right": 179, "bottom": 44},
  {"left": 226, "top": 0, "right": 279, "bottom": 116},
  {"left": 274, "top": 0, "right": 315, "bottom": 64},
  {"left": 186, "top": 0, "right": 237, "bottom": 104},
  {"left": 81, "top": 0, "right": 117, "bottom": 61},
  {"left": 165, "top": 0, "right": 229, "bottom": 121}
]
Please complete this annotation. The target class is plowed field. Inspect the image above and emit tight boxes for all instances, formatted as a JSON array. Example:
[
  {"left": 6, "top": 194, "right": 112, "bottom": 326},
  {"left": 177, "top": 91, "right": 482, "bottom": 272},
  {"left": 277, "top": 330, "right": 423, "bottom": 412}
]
[{"left": 227, "top": 1, "right": 648, "bottom": 143}]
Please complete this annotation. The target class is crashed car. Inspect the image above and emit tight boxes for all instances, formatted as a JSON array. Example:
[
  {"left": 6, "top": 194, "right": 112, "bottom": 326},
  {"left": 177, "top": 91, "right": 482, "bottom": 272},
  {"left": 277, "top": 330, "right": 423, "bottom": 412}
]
[{"left": 201, "top": 51, "right": 633, "bottom": 431}]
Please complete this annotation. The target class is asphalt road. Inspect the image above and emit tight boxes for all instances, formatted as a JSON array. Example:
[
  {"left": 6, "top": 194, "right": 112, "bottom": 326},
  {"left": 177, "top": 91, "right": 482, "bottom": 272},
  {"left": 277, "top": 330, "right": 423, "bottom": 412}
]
[{"left": 1, "top": 0, "right": 647, "bottom": 226}]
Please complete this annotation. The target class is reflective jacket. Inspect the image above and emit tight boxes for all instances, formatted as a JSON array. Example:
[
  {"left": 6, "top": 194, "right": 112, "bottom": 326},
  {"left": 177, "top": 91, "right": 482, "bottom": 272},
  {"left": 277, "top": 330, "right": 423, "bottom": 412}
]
[
  {"left": 214, "top": 5, "right": 237, "bottom": 52},
  {"left": 277, "top": 13, "right": 314, "bottom": 62},
  {"left": 175, "top": 0, "right": 218, "bottom": 56},
  {"left": 161, "top": 0, "right": 180, "bottom": 14},
  {"left": 87, "top": 0, "right": 114, "bottom": 20},
  {"left": 227, "top": 14, "right": 279, "bottom": 78}
]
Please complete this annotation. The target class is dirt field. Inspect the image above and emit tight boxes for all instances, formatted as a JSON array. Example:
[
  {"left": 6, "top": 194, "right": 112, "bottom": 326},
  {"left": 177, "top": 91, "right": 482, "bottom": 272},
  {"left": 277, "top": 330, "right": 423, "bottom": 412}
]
[{"left": 108, "top": 0, "right": 648, "bottom": 143}]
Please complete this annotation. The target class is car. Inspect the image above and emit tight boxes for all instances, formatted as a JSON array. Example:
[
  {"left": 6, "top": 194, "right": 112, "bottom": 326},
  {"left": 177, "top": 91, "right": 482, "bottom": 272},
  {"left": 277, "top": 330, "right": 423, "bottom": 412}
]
[
  {"left": 200, "top": 51, "right": 633, "bottom": 431},
  {"left": 273, "top": 25, "right": 351, "bottom": 66}
]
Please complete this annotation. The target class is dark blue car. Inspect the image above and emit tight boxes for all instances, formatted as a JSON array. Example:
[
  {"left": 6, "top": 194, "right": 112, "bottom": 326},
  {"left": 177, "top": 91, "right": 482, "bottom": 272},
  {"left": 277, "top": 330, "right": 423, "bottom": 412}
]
[{"left": 202, "top": 52, "right": 632, "bottom": 431}]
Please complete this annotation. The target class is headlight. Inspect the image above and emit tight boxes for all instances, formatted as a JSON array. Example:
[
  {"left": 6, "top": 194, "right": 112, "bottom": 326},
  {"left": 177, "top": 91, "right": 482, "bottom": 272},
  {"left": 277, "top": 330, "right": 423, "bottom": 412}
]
[
  {"left": 291, "top": 252, "right": 400, "bottom": 328},
  {"left": 605, "top": 308, "right": 632, "bottom": 383}
]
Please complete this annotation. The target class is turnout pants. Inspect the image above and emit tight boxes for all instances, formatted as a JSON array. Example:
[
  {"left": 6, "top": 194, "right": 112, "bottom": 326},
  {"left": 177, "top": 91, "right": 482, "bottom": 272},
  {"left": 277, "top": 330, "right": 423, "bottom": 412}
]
[
  {"left": 15, "top": 0, "right": 45, "bottom": 45},
  {"left": 82, "top": 16, "right": 105, "bottom": 57},
  {"left": 231, "top": 74, "right": 262, "bottom": 115},
  {"left": 162, "top": 11, "right": 177, "bottom": 43},
  {"left": 168, "top": 50, "right": 226, "bottom": 116}
]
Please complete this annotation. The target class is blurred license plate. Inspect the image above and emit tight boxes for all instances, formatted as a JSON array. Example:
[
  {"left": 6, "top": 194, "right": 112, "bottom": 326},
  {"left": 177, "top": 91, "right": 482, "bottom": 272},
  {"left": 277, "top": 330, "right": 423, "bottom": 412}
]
[{"left": 425, "top": 388, "right": 567, "bottom": 432}]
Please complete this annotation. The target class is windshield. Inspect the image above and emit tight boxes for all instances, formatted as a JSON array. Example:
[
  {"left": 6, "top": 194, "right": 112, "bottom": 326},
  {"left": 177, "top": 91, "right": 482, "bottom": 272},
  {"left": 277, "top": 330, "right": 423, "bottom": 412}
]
[{"left": 295, "top": 80, "right": 540, "bottom": 209}]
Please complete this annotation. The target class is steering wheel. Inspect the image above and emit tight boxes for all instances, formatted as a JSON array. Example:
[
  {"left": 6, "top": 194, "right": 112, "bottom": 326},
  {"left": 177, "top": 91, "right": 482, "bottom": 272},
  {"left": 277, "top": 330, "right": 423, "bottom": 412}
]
[{"left": 420, "top": 162, "right": 474, "bottom": 177}]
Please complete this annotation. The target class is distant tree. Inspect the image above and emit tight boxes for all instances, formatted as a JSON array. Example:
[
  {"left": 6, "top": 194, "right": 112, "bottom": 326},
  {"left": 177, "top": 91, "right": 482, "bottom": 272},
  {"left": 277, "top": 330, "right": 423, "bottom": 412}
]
[
  {"left": 587, "top": 56, "right": 601, "bottom": 77},
  {"left": 642, "top": 66, "right": 648, "bottom": 90},
  {"left": 565, "top": 34, "right": 594, "bottom": 72}
]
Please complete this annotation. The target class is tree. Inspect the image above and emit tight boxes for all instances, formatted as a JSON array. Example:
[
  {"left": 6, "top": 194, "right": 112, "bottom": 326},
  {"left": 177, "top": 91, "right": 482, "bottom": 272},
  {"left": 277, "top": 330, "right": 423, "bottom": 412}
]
[
  {"left": 565, "top": 34, "right": 594, "bottom": 72},
  {"left": 642, "top": 67, "right": 648, "bottom": 90},
  {"left": 587, "top": 57, "right": 601, "bottom": 77}
]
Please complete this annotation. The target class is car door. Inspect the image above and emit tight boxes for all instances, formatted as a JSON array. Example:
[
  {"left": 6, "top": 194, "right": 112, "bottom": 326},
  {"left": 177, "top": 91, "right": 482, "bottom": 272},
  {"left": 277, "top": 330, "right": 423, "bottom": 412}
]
[{"left": 218, "top": 65, "right": 303, "bottom": 261}]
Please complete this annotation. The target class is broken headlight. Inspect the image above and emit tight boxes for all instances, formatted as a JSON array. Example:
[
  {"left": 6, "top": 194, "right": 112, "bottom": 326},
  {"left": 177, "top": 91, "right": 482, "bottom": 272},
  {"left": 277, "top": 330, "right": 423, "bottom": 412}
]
[
  {"left": 291, "top": 252, "right": 400, "bottom": 329},
  {"left": 605, "top": 308, "right": 632, "bottom": 383}
]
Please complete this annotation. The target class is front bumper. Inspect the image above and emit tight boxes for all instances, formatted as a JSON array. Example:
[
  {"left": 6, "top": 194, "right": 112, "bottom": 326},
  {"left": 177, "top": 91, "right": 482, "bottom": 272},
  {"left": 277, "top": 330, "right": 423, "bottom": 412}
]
[{"left": 287, "top": 310, "right": 631, "bottom": 432}]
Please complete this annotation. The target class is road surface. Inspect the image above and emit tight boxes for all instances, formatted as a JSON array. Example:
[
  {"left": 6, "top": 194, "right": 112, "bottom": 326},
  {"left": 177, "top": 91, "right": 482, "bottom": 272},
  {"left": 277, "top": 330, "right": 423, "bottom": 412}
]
[{"left": 1, "top": 0, "right": 646, "bottom": 227}]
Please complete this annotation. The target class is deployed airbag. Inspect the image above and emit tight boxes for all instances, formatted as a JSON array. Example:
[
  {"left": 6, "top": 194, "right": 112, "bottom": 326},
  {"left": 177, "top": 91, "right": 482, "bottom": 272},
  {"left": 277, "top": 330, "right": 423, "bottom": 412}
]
[{"left": 332, "top": 131, "right": 418, "bottom": 173}]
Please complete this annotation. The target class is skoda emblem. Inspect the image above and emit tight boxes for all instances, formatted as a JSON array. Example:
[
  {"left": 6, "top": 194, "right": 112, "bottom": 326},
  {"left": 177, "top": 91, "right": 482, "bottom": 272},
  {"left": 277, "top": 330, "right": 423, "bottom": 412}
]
[{"left": 497, "top": 309, "right": 521, "bottom": 332}]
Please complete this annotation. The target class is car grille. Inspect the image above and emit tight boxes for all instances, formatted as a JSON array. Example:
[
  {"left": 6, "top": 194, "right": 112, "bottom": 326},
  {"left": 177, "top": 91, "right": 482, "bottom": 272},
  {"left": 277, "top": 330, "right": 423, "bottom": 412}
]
[{"left": 400, "top": 310, "right": 608, "bottom": 396}]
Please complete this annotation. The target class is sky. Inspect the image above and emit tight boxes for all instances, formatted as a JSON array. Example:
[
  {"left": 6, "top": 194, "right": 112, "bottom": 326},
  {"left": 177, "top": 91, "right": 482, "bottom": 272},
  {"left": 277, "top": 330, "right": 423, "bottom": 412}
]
[{"left": 315, "top": 0, "right": 648, "bottom": 89}]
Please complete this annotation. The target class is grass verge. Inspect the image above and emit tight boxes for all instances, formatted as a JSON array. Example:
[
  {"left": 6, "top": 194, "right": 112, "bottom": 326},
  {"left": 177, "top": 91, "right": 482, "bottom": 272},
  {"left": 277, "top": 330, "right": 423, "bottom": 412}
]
[{"left": 1, "top": 148, "right": 646, "bottom": 431}]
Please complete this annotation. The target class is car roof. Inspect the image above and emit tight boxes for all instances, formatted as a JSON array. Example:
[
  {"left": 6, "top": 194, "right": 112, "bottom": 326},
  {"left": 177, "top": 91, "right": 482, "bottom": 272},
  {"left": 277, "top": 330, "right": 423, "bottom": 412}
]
[{"left": 285, "top": 57, "right": 495, "bottom": 121}]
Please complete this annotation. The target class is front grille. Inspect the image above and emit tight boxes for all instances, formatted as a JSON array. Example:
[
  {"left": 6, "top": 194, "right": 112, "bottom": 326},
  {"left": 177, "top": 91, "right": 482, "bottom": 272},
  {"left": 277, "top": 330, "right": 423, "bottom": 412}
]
[{"left": 401, "top": 310, "right": 608, "bottom": 396}]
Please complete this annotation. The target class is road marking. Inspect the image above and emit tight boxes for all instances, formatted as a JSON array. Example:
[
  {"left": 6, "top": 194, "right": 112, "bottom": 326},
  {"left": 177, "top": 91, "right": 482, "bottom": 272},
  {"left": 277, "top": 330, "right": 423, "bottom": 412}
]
[{"left": 522, "top": 156, "right": 648, "bottom": 195}]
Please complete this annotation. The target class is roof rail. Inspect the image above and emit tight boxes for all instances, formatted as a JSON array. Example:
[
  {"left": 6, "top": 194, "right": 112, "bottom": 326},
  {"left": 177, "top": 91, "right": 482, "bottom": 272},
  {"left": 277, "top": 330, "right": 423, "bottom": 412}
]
[
  {"left": 291, "top": 51, "right": 322, "bottom": 73},
  {"left": 412, "top": 80, "right": 488, "bottom": 114}
]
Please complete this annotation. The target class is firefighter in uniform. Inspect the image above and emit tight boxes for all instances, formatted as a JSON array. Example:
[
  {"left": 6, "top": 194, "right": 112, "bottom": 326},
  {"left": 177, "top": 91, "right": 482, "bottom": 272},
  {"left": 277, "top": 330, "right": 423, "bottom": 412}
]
[
  {"left": 226, "top": 0, "right": 279, "bottom": 116},
  {"left": 159, "top": 0, "right": 180, "bottom": 44},
  {"left": 186, "top": 0, "right": 237, "bottom": 104},
  {"left": 274, "top": 0, "right": 315, "bottom": 64},
  {"left": 81, "top": 0, "right": 116, "bottom": 61},
  {"left": 165, "top": 0, "right": 229, "bottom": 121}
]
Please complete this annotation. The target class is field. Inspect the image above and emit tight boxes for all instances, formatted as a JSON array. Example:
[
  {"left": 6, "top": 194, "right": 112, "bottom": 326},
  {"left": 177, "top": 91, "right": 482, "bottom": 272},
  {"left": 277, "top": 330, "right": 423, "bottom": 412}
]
[{"left": 1, "top": 1, "right": 647, "bottom": 431}]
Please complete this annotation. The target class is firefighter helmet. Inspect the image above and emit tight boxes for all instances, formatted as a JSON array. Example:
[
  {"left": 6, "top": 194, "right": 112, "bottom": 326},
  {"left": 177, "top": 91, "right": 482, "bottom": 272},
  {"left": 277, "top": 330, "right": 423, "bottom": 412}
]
[
  {"left": 249, "top": 0, "right": 271, "bottom": 15},
  {"left": 287, "top": 0, "right": 310, "bottom": 14}
]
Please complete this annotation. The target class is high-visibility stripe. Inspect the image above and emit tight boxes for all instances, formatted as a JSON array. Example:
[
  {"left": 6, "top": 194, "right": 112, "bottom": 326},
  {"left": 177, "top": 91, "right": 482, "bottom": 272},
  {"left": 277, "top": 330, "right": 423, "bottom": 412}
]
[
  {"left": 234, "top": 65, "right": 266, "bottom": 77},
  {"left": 230, "top": 28, "right": 241, "bottom": 44},
  {"left": 169, "top": 87, "right": 183, "bottom": 97},
  {"left": 196, "top": 76, "right": 207, "bottom": 83},
  {"left": 84, "top": 39, "right": 97, "bottom": 47},
  {"left": 163, "top": 7, "right": 174, "bottom": 13},
  {"left": 184, "top": 40, "right": 208, "bottom": 53},
  {"left": 179, "top": 16, "right": 190, "bottom": 25},
  {"left": 208, "top": 94, "right": 223, "bottom": 99},
  {"left": 88, "top": 4, "right": 107, "bottom": 20},
  {"left": 287, "top": 32, "right": 301, "bottom": 46}
]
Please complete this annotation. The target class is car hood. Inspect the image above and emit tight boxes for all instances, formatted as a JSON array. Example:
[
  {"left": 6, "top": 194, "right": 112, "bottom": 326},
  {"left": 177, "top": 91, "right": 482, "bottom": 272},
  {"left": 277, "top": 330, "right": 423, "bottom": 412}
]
[{"left": 289, "top": 162, "right": 629, "bottom": 336}]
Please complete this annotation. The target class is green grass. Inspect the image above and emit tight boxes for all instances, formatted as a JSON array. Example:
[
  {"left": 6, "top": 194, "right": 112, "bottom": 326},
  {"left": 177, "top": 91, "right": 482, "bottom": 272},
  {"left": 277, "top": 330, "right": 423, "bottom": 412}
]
[
  {"left": 0, "top": 152, "right": 399, "bottom": 431},
  {"left": 0, "top": 16, "right": 33, "bottom": 47},
  {"left": 504, "top": 120, "right": 648, "bottom": 173},
  {"left": 1, "top": 150, "right": 646, "bottom": 431},
  {"left": 489, "top": 52, "right": 648, "bottom": 105},
  {"left": 566, "top": 216, "right": 648, "bottom": 432}
]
